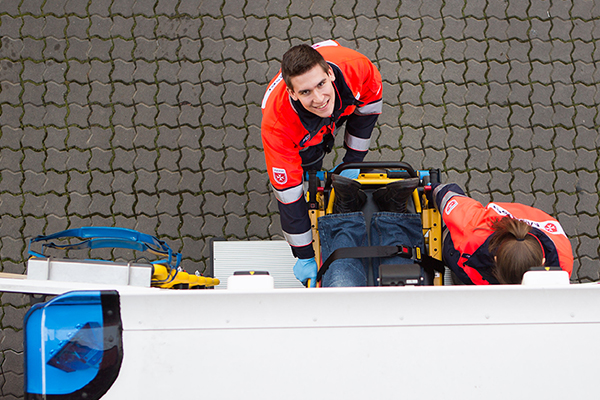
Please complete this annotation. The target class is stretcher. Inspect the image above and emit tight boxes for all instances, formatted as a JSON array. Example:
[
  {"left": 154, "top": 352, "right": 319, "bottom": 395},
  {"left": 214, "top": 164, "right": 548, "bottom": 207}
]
[{"left": 306, "top": 161, "right": 444, "bottom": 286}]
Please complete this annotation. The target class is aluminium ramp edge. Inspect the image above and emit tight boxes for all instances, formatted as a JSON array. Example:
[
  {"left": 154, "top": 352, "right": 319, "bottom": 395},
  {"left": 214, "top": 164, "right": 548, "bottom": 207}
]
[{"left": 212, "top": 240, "right": 304, "bottom": 289}]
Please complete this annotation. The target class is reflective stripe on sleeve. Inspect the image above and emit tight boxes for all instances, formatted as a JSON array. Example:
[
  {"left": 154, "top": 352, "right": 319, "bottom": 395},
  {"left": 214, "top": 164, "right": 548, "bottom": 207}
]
[
  {"left": 283, "top": 229, "right": 313, "bottom": 247},
  {"left": 262, "top": 73, "right": 283, "bottom": 109},
  {"left": 439, "top": 191, "right": 457, "bottom": 215},
  {"left": 355, "top": 99, "right": 382, "bottom": 115},
  {"left": 312, "top": 40, "right": 339, "bottom": 49},
  {"left": 272, "top": 183, "right": 304, "bottom": 205},
  {"left": 344, "top": 132, "right": 371, "bottom": 152}
]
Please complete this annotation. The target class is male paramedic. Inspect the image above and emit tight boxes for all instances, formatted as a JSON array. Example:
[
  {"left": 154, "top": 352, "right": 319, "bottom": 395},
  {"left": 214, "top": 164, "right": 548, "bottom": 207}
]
[{"left": 261, "top": 40, "right": 384, "bottom": 287}]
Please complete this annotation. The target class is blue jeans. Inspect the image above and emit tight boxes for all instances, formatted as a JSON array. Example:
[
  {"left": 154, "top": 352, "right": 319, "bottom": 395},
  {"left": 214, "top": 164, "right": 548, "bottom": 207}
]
[{"left": 318, "top": 212, "right": 424, "bottom": 287}]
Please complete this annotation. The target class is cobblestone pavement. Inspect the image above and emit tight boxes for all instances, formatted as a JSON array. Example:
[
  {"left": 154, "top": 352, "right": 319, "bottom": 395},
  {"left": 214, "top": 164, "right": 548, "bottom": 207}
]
[{"left": 2, "top": 0, "right": 600, "bottom": 397}]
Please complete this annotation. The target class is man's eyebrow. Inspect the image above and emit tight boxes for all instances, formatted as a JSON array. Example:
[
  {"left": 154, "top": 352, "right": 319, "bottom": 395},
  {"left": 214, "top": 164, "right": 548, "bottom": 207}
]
[{"left": 298, "top": 78, "right": 328, "bottom": 94}]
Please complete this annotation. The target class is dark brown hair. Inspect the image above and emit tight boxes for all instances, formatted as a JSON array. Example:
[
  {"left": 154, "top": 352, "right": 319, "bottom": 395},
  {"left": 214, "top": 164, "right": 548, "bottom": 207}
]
[
  {"left": 281, "top": 44, "right": 330, "bottom": 90},
  {"left": 488, "top": 217, "right": 544, "bottom": 284}
]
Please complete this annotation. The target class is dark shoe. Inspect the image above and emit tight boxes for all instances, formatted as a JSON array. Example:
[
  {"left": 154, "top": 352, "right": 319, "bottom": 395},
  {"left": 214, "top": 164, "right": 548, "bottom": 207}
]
[
  {"left": 332, "top": 174, "right": 367, "bottom": 214},
  {"left": 373, "top": 177, "right": 420, "bottom": 213}
]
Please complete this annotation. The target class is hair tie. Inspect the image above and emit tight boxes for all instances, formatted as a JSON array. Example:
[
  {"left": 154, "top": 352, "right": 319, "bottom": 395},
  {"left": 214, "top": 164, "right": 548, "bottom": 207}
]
[
  {"left": 516, "top": 237, "right": 525, "bottom": 242},
  {"left": 526, "top": 232, "right": 545, "bottom": 259}
]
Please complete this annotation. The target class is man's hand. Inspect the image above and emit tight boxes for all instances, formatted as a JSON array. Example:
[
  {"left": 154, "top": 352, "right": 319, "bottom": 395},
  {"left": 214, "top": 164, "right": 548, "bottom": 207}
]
[{"left": 293, "top": 257, "right": 318, "bottom": 287}]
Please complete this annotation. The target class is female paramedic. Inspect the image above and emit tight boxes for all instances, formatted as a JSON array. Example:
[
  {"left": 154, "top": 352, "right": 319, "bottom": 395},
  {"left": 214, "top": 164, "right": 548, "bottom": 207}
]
[{"left": 432, "top": 183, "right": 574, "bottom": 284}]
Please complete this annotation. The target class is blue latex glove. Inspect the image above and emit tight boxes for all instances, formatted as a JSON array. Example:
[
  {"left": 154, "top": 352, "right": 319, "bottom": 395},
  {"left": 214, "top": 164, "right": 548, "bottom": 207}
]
[
  {"left": 293, "top": 257, "right": 318, "bottom": 287},
  {"left": 331, "top": 163, "right": 360, "bottom": 180},
  {"left": 339, "top": 168, "right": 360, "bottom": 180}
]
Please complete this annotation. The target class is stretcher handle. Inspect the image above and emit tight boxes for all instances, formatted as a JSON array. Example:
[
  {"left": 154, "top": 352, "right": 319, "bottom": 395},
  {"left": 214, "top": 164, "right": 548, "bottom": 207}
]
[
  {"left": 331, "top": 161, "right": 417, "bottom": 177},
  {"left": 307, "top": 170, "right": 319, "bottom": 210},
  {"left": 326, "top": 161, "right": 417, "bottom": 190}
]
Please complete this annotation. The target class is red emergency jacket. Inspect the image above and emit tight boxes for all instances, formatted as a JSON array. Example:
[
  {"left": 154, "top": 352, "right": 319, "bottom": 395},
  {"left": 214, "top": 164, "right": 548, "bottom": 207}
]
[
  {"left": 261, "top": 40, "right": 382, "bottom": 258},
  {"left": 433, "top": 183, "right": 573, "bottom": 284}
]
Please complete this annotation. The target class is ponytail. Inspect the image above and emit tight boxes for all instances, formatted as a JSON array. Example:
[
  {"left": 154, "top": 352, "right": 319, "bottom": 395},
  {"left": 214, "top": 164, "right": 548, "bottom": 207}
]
[{"left": 488, "top": 217, "right": 544, "bottom": 284}]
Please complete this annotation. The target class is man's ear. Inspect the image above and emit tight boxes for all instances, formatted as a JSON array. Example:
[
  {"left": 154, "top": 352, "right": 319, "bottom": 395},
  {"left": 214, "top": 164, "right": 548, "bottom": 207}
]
[
  {"left": 286, "top": 86, "right": 298, "bottom": 101},
  {"left": 328, "top": 66, "right": 335, "bottom": 82}
]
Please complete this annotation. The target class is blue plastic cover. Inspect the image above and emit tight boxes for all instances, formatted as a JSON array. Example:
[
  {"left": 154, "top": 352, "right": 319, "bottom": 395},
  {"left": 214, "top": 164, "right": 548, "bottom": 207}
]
[{"left": 24, "top": 291, "right": 123, "bottom": 399}]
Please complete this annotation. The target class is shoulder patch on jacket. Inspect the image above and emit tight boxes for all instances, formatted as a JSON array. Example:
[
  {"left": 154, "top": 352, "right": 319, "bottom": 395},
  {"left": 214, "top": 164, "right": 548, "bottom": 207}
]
[
  {"left": 273, "top": 167, "right": 288, "bottom": 185},
  {"left": 445, "top": 199, "right": 459, "bottom": 215}
]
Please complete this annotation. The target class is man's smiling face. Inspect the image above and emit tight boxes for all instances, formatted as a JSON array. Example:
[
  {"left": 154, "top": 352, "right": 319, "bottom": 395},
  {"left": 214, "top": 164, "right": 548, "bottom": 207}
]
[{"left": 287, "top": 65, "right": 336, "bottom": 118}]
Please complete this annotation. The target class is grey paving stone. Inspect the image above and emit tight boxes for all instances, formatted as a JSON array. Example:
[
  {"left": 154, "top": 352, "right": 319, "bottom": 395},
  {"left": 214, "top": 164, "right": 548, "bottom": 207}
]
[
  {"left": 461, "top": 18, "right": 484, "bottom": 41},
  {"left": 530, "top": 104, "right": 554, "bottom": 127},
  {"left": 134, "top": 148, "right": 158, "bottom": 171},
  {"left": 156, "top": 38, "right": 180, "bottom": 61},
  {"left": 531, "top": 147, "right": 554, "bottom": 171},
  {"left": 21, "top": 37, "right": 44, "bottom": 60},
  {"left": 487, "top": 18, "right": 509, "bottom": 41},
  {"left": 551, "top": 61, "right": 574, "bottom": 84},
  {"left": 440, "top": 17, "right": 463, "bottom": 41},
  {"left": 422, "top": 126, "right": 444, "bottom": 150},
  {"left": 528, "top": 83, "right": 551, "bottom": 106},
  {"left": 87, "top": 104, "right": 109, "bottom": 126},
  {"left": 466, "top": 147, "right": 490, "bottom": 170},
  {"left": 110, "top": 0, "right": 135, "bottom": 17},
  {"left": 575, "top": 170, "right": 599, "bottom": 193},
  {"left": 572, "top": 84, "right": 595, "bottom": 106},
  {"left": 505, "top": 0, "right": 528, "bottom": 17},
  {"left": 89, "top": 15, "right": 111, "bottom": 39},
  {"left": 463, "top": 38, "right": 487, "bottom": 61},
  {"left": 135, "top": 193, "right": 159, "bottom": 216},
  {"left": 179, "top": 192, "right": 202, "bottom": 216},
  {"left": 509, "top": 104, "right": 532, "bottom": 127},
  {"left": 112, "top": 192, "right": 136, "bottom": 215},
  {"left": 203, "top": 192, "right": 226, "bottom": 216},
  {"left": 553, "top": 127, "right": 576, "bottom": 149},
  {"left": 528, "top": 20, "right": 550, "bottom": 42},
  {"left": 552, "top": 104, "right": 575, "bottom": 127},
  {"left": 466, "top": 127, "right": 490, "bottom": 151},
  {"left": 111, "top": 16, "right": 134, "bottom": 39},
  {"left": 574, "top": 128, "right": 599, "bottom": 151},
  {"left": 464, "top": 82, "right": 487, "bottom": 105},
  {"left": 511, "top": 169, "right": 534, "bottom": 192},
  {"left": 397, "top": 17, "right": 420, "bottom": 42},
  {"left": 572, "top": 40, "right": 594, "bottom": 63},
  {"left": 551, "top": 40, "right": 573, "bottom": 64},
  {"left": 89, "top": 60, "right": 112, "bottom": 83},
  {"left": 90, "top": 170, "right": 113, "bottom": 194},
  {"left": 549, "top": 0, "right": 572, "bottom": 19},
  {"left": 3, "top": 348, "right": 24, "bottom": 375},
  {"left": 557, "top": 191, "right": 578, "bottom": 215},
  {"left": 489, "top": 170, "right": 513, "bottom": 192},
  {"left": 465, "top": 104, "right": 488, "bottom": 127},
  {"left": 554, "top": 170, "right": 578, "bottom": 193},
  {"left": 510, "top": 148, "right": 534, "bottom": 171},
  {"left": 576, "top": 191, "right": 599, "bottom": 215},
  {"left": 578, "top": 256, "right": 600, "bottom": 281}
]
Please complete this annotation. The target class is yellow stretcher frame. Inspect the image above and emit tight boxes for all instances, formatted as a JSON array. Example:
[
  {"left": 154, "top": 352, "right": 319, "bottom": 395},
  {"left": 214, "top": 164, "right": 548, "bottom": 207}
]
[{"left": 309, "top": 166, "right": 444, "bottom": 286}]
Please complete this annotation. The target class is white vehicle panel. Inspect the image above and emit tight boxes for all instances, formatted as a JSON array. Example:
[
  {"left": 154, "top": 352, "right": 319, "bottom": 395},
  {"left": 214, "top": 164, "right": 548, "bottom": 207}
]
[{"left": 98, "top": 284, "right": 600, "bottom": 399}]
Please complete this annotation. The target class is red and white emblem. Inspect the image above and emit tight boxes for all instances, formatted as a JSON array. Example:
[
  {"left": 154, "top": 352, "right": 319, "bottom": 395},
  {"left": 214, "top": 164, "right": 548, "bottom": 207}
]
[
  {"left": 544, "top": 222, "right": 558, "bottom": 233},
  {"left": 273, "top": 167, "right": 288, "bottom": 185},
  {"left": 445, "top": 199, "right": 458, "bottom": 215}
]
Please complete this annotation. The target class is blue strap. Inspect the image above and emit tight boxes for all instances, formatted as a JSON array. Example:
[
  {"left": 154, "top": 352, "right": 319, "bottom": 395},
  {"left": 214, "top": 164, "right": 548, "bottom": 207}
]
[{"left": 28, "top": 227, "right": 181, "bottom": 271}]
